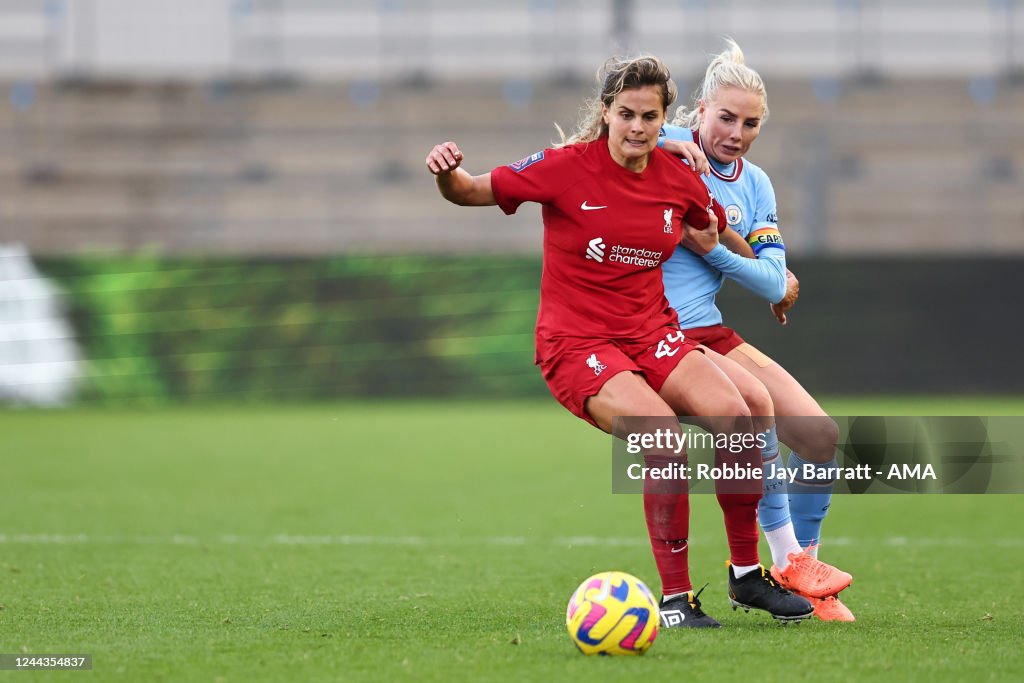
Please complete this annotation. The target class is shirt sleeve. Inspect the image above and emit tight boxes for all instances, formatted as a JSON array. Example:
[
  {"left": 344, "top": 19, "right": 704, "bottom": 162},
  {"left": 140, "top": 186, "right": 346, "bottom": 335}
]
[
  {"left": 682, "top": 188, "right": 728, "bottom": 234},
  {"left": 490, "top": 148, "right": 567, "bottom": 215},
  {"left": 702, "top": 244, "right": 787, "bottom": 303},
  {"left": 657, "top": 124, "right": 695, "bottom": 146},
  {"left": 747, "top": 171, "right": 785, "bottom": 257}
]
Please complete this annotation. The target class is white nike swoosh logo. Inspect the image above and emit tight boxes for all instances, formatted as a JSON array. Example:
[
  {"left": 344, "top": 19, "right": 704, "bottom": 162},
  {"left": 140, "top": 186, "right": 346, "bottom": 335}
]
[
  {"left": 670, "top": 545, "right": 687, "bottom": 554},
  {"left": 581, "top": 201, "right": 607, "bottom": 211}
]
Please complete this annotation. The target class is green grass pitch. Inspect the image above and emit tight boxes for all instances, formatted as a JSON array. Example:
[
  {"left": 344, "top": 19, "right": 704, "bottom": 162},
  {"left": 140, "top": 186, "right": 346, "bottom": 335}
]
[{"left": 2, "top": 398, "right": 1023, "bottom": 681}]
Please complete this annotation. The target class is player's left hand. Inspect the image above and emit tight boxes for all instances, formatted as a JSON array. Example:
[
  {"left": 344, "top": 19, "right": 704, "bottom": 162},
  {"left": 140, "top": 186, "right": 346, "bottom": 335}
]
[
  {"left": 770, "top": 269, "right": 799, "bottom": 325},
  {"left": 660, "top": 138, "right": 710, "bottom": 176}
]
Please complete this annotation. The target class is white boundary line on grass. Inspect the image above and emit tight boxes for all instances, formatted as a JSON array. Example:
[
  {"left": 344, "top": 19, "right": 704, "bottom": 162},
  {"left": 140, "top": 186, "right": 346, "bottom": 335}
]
[{"left": 0, "top": 533, "right": 1021, "bottom": 547}]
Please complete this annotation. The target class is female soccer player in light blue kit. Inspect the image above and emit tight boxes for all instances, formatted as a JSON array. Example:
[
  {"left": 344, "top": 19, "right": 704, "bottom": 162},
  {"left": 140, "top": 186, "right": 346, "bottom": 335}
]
[{"left": 660, "top": 40, "right": 855, "bottom": 621}]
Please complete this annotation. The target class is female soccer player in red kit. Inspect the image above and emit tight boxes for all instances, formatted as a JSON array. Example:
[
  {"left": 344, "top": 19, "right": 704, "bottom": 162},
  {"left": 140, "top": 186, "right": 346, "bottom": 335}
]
[{"left": 426, "top": 55, "right": 812, "bottom": 626}]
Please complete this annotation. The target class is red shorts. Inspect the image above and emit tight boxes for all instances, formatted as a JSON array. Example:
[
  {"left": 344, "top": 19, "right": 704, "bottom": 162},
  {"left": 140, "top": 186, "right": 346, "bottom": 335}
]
[
  {"left": 682, "top": 324, "right": 746, "bottom": 356},
  {"left": 537, "top": 326, "right": 702, "bottom": 428}
]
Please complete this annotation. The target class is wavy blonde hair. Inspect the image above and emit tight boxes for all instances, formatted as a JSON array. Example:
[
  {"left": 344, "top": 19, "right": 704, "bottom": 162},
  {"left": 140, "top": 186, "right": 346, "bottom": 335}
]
[
  {"left": 671, "top": 38, "right": 768, "bottom": 128},
  {"left": 557, "top": 55, "right": 677, "bottom": 146}
]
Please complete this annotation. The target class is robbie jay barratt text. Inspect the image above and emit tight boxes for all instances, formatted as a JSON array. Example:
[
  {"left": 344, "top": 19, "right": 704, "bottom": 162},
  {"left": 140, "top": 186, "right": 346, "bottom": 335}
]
[{"left": 625, "top": 461, "right": 878, "bottom": 483}]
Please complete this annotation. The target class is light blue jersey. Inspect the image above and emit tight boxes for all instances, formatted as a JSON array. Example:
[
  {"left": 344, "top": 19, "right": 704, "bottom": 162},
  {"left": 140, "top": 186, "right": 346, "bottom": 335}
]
[{"left": 659, "top": 125, "right": 786, "bottom": 329}]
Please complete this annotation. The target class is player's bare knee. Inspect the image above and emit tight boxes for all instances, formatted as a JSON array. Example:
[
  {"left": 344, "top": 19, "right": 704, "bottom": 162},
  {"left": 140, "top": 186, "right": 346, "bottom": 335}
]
[
  {"left": 712, "top": 395, "right": 753, "bottom": 428},
  {"left": 821, "top": 417, "right": 840, "bottom": 450},
  {"left": 742, "top": 382, "right": 773, "bottom": 421},
  {"left": 718, "top": 396, "right": 751, "bottom": 422},
  {"left": 806, "top": 417, "right": 840, "bottom": 460},
  {"left": 731, "top": 396, "right": 752, "bottom": 419}
]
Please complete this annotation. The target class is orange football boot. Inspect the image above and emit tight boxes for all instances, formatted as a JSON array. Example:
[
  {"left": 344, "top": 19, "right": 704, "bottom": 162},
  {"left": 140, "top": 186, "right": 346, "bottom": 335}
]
[
  {"left": 769, "top": 545, "right": 852, "bottom": 599},
  {"left": 811, "top": 594, "right": 856, "bottom": 622}
]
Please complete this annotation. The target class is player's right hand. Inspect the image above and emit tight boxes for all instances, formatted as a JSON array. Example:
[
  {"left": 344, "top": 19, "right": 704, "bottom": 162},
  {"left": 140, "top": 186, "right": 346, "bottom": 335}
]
[
  {"left": 770, "top": 269, "right": 799, "bottom": 325},
  {"left": 426, "top": 141, "right": 464, "bottom": 175}
]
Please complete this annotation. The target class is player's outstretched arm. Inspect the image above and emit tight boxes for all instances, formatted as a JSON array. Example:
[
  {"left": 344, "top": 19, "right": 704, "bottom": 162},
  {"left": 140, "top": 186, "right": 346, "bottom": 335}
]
[
  {"left": 720, "top": 228, "right": 754, "bottom": 258},
  {"left": 697, "top": 242, "right": 786, "bottom": 304},
  {"left": 425, "top": 141, "right": 496, "bottom": 206}
]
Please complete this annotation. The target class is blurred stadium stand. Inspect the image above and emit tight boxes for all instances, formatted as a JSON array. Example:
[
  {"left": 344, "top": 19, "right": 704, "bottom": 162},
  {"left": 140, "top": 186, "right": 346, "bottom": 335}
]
[
  {"left": 3, "top": 1, "right": 1022, "bottom": 79},
  {"left": 0, "top": 0, "right": 1021, "bottom": 255},
  {"left": 1, "top": 77, "right": 1021, "bottom": 255}
]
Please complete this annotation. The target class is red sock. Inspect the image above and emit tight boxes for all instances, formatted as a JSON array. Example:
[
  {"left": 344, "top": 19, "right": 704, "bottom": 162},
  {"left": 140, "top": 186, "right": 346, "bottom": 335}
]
[
  {"left": 715, "top": 446, "right": 761, "bottom": 566},
  {"left": 643, "top": 455, "right": 691, "bottom": 595}
]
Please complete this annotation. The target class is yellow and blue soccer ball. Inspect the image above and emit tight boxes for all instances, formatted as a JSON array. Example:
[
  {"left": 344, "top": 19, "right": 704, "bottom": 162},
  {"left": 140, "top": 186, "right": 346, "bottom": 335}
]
[{"left": 565, "top": 571, "right": 659, "bottom": 655}]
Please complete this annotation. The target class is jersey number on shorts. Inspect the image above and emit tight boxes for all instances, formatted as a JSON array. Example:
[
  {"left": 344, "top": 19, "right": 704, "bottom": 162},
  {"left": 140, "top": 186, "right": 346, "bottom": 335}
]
[{"left": 655, "top": 330, "right": 686, "bottom": 359}]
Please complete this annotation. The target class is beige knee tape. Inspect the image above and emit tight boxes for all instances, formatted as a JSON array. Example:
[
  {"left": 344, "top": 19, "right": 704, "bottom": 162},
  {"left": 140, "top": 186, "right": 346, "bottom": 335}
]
[{"left": 735, "top": 343, "right": 774, "bottom": 368}]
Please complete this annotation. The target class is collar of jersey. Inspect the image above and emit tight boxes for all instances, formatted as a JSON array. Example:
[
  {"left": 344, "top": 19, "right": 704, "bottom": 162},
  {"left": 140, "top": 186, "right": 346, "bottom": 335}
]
[{"left": 695, "top": 130, "right": 743, "bottom": 182}]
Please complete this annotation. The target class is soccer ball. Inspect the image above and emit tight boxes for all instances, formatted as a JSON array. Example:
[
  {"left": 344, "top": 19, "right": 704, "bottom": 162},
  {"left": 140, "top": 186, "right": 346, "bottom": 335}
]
[{"left": 565, "top": 571, "right": 659, "bottom": 655}]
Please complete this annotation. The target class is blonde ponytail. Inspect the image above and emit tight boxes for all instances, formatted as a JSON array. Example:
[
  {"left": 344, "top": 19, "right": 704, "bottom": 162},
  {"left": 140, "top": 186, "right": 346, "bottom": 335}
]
[{"left": 671, "top": 38, "right": 768, "bottom": 128}]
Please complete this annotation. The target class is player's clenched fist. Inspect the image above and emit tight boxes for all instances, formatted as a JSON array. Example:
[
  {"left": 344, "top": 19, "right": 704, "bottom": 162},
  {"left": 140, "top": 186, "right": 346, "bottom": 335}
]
[
  {"left": 426, "top": 141, "right": 465, "bottom": 175},
  {"left": 426, "top": 142, "right": 495, "bottom": 206}
]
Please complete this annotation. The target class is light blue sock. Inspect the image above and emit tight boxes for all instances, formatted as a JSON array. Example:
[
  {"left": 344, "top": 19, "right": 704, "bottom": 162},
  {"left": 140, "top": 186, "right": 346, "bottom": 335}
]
[
  {"left": 787, "top": 452, "right": 836, "bottom": 549},
  {"left": 757, "top": 426, "right": 790, "bottom": 532}
]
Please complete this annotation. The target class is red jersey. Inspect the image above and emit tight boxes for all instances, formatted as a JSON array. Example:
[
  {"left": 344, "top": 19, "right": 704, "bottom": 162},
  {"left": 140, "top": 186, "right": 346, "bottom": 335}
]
[{"left": 490, "top": 139, "right": 726, "bottom": 356}]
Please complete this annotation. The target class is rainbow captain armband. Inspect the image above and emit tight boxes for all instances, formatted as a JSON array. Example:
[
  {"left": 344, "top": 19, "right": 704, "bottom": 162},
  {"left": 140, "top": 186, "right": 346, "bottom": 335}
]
[{"left": 747, "top": 227, "right": 785, "bottom": 255}]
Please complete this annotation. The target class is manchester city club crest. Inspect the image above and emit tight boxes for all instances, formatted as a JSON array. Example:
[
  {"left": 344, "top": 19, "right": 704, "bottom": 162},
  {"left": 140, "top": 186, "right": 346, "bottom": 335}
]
[{"left": 726, "top": 204, "right": 743, "bottom": 226}]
